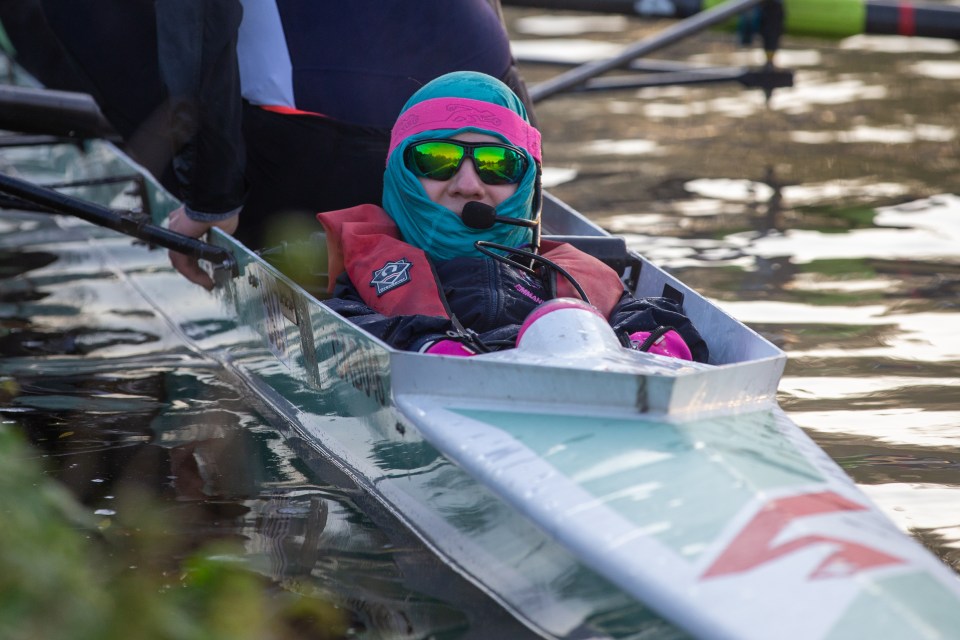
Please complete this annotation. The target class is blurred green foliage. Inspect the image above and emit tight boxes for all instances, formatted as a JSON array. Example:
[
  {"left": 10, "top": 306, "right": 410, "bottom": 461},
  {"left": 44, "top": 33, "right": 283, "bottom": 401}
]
[{"left": 0, "top": 425, "right": 348, "bottom": 640}]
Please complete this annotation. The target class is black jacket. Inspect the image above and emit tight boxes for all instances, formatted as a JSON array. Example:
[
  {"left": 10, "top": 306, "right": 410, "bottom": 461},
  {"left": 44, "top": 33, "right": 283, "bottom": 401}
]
[
  {"left": 32, "top": 0, "right": 518, "bottom": 222},
  {"left": 324, "top": 256, "right": 710, "bottom": 362}
]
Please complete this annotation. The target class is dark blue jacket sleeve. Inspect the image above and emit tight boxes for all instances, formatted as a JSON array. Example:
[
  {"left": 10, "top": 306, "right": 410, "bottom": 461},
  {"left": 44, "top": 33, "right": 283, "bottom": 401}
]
[{"left": 155, "top": 0, "right": 247, "bottom": 219}]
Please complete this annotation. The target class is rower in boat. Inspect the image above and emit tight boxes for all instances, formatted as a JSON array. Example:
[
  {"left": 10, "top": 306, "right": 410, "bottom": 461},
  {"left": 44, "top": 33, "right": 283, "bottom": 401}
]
[{"left": 317, "top": 71, "right": 708, "bottom": 362}]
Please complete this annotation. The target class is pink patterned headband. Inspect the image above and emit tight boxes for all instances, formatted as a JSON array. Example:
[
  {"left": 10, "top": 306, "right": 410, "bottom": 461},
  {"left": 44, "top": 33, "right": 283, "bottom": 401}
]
[{"left": 388, "top": 97, "right": 542, "bottom": 163}]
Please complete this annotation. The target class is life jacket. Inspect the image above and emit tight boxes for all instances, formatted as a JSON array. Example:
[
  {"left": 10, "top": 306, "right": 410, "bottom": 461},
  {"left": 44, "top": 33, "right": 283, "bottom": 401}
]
[{"left": 317, "top": 205, "right": 626, "bottom": 319}]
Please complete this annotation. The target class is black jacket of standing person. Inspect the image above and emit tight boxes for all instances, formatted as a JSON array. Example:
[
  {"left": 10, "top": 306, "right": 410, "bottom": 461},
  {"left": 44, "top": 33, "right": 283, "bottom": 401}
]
[{"left": 6, "top": 0, "right": 532, "bottom": 285}]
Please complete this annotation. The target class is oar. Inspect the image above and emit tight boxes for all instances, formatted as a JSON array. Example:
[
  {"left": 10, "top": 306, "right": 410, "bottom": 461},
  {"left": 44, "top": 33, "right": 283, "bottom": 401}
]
[
  {"left": 0, "top": 85, "right": 120, "bottom": 140},
  {"left": 529, "top": 0, "right": 766, "bottom": 102},
  {"left": 0, "top": 171, "right": 237, "bottom": 274},
  {"left": 503, "top": 0, "right": 960, "bottom": 40}
]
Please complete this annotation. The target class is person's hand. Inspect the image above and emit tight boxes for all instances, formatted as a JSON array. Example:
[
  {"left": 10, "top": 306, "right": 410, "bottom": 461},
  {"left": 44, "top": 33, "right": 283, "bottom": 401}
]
[{"left": 167, "top": 205, "right": 239, "bottom": 290}]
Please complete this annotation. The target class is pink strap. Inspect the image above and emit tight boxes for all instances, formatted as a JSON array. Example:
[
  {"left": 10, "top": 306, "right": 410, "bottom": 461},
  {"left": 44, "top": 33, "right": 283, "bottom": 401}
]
[
  {"left": 628, "top": 330, "right": 692, "bottom": 361},
  {"left": 260, "top": 104, "right": 328, "bottom": 118},
  {"left": 424, "top": 339, "right": 476, "bottom": 357},
  {"left": 389, "top": 98, "right": 541, "bottom": 163}
]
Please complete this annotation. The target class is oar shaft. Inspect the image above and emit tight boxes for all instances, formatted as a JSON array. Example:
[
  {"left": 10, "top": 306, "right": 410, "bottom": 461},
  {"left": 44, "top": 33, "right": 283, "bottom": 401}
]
[
  {"left": 529, "top": 0, "right": 766, "bottom": 102},
  {"left": 504, "top": 0, "right": 960, "bottom": 39},
  {"left": 865, "top": 0, "right": 960, "bottom": 39},
  {"left": 0, "top": 171, "right": 234, "bottom": 267},
  {"left": 729, "top": 0, "right": 960, "bottom": 39}
]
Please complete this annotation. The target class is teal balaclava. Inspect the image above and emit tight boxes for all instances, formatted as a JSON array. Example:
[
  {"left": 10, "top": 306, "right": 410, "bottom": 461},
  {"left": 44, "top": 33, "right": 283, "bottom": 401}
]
[{"left": 383, "top": 71, "right": 541, "bottom": 262}]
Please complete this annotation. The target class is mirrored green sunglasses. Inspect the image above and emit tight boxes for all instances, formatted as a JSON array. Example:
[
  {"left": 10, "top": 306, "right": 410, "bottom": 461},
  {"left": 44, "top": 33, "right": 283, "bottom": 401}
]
[{"left": 404, "top": 139, "right": 528, "bottom": 185}]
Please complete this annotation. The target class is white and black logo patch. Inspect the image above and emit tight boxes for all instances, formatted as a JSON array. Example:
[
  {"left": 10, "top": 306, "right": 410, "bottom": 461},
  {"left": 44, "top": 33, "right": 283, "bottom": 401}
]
[{"left": 370, "top": 258, "right": 412, "bottom": 296}]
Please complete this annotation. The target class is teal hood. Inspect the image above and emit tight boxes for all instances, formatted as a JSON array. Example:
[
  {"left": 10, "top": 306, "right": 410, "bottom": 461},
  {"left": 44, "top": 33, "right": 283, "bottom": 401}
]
[{"left": 382, "top": 71, "right": 541, "bottom": 262}]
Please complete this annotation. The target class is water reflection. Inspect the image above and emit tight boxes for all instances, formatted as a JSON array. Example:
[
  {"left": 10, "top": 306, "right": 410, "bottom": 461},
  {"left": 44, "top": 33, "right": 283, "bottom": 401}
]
[
  {"left": 840, "top": 34, "right": 960, "bottom": 54},
  {"left": 511, "top": 7, "right": 960, "bottom": 572},
  {"left": 0, "top": 211, "right": 536, "bottom": 639},
  {"left": 514, "top": 13, "right": 629, "bottom": 36},
  {"left": 908, "top": 60, "right": 960, "bottom": 79}
]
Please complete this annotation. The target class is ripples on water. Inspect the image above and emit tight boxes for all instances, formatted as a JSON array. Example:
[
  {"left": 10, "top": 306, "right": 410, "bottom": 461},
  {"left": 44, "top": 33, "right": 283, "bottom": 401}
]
[
  {"left": 1, "top": 7, "right": 959, "bottom": 638},
  {"left": 513, "top": 8, "right": 960, "bottom": 571},
  {"left": 0, "top": 164, "right": 529, "bottom": 638}
]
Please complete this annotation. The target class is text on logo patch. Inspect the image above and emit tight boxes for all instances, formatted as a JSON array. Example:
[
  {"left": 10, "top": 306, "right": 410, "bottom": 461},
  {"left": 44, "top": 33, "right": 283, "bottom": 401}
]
[{"left": 371, "top": 258, "right": 412, "bottom": 296}]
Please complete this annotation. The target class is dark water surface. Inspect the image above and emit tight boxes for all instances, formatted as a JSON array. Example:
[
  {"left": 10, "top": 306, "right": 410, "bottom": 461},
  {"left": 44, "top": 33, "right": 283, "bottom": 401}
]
[
  {"left": 2, "top": 8, "right": 959, "bottom": 638},
  {"left": 0, "top": 209, "right": 533, "bottom": 638}
]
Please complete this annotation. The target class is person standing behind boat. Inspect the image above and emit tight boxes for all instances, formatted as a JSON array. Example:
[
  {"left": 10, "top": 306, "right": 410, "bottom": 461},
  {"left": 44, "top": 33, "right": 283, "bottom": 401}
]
[
  {"left": 23, "top": 0, "right": 533, "bottom": 287},
  {"left": 317, "top": 71, "right": 708, "bottom": 362}
]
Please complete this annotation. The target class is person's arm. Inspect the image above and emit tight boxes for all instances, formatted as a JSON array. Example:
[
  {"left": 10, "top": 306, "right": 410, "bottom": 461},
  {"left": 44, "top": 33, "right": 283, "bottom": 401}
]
[
  {"left": 156, "top": 0, "right": 247, "bottom": 286},
  {"left": 156, "top": 0, "right": 246, "bottom": 219}
]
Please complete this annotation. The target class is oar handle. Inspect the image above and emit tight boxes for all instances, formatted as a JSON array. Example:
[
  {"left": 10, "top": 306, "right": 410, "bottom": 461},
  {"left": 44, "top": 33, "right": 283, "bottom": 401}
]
[{"left": 0, "top": 171, "right": 237, "bottom": 273}]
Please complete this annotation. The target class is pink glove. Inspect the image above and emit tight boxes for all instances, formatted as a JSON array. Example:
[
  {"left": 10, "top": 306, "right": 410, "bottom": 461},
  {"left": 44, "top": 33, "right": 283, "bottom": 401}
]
[
  {"left": 628, "top": 329, "right": 692, "bottom": 361},
  {"left": 424, "top": 339, "right": 476, "bottom": 357}
]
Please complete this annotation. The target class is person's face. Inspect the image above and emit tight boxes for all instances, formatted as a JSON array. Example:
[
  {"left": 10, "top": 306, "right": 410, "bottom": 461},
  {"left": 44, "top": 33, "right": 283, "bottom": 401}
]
[{"left": 416, "top": 132, "right": 520, "bottom": 215}]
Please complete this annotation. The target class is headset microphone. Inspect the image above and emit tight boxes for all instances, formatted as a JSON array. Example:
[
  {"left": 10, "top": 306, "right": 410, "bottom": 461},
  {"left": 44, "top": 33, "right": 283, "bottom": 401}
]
[
  {"left": 461, "top": 201, "right": 537, "bottom": 230},
  {"left": 460, "top": 202, "right": 586, "bottom": 303}
]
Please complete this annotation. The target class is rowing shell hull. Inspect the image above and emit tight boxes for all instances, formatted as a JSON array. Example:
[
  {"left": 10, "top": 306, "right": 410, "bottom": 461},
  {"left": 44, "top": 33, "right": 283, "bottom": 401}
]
[
  {"left": 193, "top": 222, "right": 960, "bottom": 639},
  {"left": 18, "top": 139, "right": 960, "bottom": 639}
]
